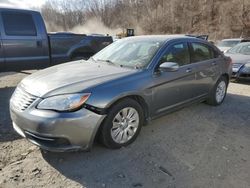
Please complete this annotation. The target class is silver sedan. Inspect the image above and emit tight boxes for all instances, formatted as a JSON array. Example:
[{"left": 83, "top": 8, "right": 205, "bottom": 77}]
[
  {"left": 10, "top": 35, "right": 232, "bottom": 152},
  {"left": 225, "top": 42, "right": 250, "bottom": 80}
]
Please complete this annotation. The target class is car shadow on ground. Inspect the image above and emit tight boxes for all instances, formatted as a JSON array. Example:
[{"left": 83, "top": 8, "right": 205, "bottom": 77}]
[
  {"left": 0, "top": 70, "right": 36, "bottom": 77},
  {"left": 0, "top": 86, "right": 21, "bottom": 142},
  {"left": 232, "top": 79, "right": 250, "bottom": 85},
  {"left": 0, "top": 72, "right": 16, "bottom": 78},
  {"left": 41, "top": 93, "right": 250, "bottom": 188}
]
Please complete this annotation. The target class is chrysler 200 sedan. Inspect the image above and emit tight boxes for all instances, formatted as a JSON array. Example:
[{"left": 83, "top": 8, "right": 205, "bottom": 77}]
[{"left": 10, "top": 35, "right": 232, "bottom": 152}]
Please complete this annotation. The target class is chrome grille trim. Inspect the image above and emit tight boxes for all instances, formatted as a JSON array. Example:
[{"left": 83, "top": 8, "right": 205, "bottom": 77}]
[{"left": 10, "top": 87, "right": 37, "bottom": 112}]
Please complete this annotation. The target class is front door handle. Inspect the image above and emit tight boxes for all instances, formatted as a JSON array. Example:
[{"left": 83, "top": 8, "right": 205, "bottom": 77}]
[
  {"left": 212, "top": 62, "right": 217, "bottom": 66},
  {"left": 186, "top": 68, "right": 192, "bottom": 73}
]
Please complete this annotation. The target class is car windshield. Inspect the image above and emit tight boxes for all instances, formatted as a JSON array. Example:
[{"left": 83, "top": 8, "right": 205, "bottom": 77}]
[
  {"left": 227, "top": 43, "right": 250, "bottom": 55},
  {"left": 217, "top": 40, "right": 240, "bottom": 47},
  {"left": 92, "top": 38, "right": 164, "bottom": 68}
]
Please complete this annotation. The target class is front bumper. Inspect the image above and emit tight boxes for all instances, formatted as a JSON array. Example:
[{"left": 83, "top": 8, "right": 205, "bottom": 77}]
[{"left": 10, "top": 106, "right": 106, "bottom": 152}]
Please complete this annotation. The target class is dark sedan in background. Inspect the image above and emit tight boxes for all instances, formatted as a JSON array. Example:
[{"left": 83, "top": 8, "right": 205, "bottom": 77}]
[{"left": 10, "top": 35, "right": 232, "bottom": 152}]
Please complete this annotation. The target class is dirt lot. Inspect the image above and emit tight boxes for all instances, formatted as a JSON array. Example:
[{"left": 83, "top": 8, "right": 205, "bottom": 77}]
[{"left": 0, "top": 71, "right": 250, "bottom": 188}]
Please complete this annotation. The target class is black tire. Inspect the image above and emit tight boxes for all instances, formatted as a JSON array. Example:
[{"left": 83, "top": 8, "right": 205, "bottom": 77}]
[
  {"left": 206, "top": 76, "right": 228, "bottom": 106},
  {"left": 100, "top": 98, "right": 144, "bottom": 149}
]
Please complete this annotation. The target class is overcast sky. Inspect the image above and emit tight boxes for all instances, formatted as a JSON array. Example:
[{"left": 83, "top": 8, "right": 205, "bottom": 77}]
[{"left": 0, "top": 0, "right": 45, "bottom": 9}]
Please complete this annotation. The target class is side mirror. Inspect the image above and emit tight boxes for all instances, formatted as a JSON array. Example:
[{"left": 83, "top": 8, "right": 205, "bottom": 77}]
[{"left": 159, "top": 62, "right": 179, "bottom": 72}]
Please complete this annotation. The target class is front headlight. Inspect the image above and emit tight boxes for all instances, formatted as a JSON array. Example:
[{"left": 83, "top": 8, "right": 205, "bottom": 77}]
[{"left": 37, "top": 93, "right": 91, "bottom": 112}]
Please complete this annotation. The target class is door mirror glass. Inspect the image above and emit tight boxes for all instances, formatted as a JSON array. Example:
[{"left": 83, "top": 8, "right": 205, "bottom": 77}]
[{"left": 159, "top": 62, "right": 179, "bottom": 72}]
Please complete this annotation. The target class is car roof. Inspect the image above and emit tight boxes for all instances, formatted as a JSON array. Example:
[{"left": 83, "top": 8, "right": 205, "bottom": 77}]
[
  {"left": 0, "top": 7, "right": 39, "bottom": 14},
  {"left": 234, "top": 42, "right": 250, "bottom": 46},
  {"left": 221, "top": 38, "right": 242, "bottom": 41},
  {"left": 124, "top": 35, "right": 205, "bottom": 42}
]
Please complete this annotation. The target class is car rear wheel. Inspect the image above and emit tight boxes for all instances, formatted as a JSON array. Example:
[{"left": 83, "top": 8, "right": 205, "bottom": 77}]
[
  {"left": 100, "top": 98, "right": 144, "bottom": 149},
  {"left": 206, "top": 76, "right": 228, "bottom": 106}
]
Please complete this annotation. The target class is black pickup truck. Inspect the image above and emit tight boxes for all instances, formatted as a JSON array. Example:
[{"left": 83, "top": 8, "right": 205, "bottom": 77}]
[{"left": 0, "top": 8, "right": 113, "bottom": 71}]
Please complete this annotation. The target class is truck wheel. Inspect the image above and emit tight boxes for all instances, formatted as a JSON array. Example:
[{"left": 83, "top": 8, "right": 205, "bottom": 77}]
[
  {"left": 206, "top": 76, "right": 228, "bottom": 106},
  {"left": 100, "top": 98, "right": 144, "bottom": 149}
]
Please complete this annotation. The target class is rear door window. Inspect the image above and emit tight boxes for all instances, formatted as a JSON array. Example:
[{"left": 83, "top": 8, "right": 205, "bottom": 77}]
[
  {"left": 190, "top": 43, "right": 214, "bottom": 63},
  {"left": 2, "top": 12, "right": 37, "bottom": 36},
  {"left": 159, "top": 43, "right": 190, "bottom": 66}
]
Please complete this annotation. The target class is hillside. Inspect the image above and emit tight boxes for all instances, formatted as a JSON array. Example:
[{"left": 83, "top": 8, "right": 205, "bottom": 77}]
[{"left": 41, "top": 0, "right": 250, "bottom": 41}]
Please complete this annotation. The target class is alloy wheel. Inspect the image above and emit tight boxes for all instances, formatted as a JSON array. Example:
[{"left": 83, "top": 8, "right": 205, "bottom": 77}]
[
  {"left": 215, "top": 80, "right": 226, "bottom": 103},
  {"left": 110, "top": 107, "right": 139, "bottom": 144}
]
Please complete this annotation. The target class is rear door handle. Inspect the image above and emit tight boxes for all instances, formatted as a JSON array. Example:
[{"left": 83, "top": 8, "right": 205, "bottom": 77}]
[
  {"left": 37, "top": 40, "right": 42, "bottom": 47},
  {"left": 212, "top": 62, "right": 217, "bottom": 66},
  {"left": 186, "top": 68, "right": 192, "bottom": 73}
]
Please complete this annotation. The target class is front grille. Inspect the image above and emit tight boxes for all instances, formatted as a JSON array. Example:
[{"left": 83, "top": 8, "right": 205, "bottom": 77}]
[{"left": 10, "top": 87, "right": 37, "bottom": 112}]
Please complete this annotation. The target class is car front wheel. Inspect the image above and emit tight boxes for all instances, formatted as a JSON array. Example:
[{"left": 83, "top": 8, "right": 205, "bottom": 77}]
[{"left": 100, "top": 98, "right": 144, "bottom": 149}]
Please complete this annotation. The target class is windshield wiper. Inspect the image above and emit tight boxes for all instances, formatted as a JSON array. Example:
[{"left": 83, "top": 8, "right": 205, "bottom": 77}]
[
  {"left": 97, "top": 59, "right": 122, "bottom": 67},
  {"left": 89, "top": 57, "right": 97, "bottom": 63},
  {"left": 96, "top": 59, "right": 135, "bottom": 69},
  {"left": 105, "top": 60, "right": 115, "bottom": 65},
  {"left": 134, "top": 63, "right": 144, "bottom": 69},
  {"left": 96, "top": 59, "right": 116, "bottom": 65}
]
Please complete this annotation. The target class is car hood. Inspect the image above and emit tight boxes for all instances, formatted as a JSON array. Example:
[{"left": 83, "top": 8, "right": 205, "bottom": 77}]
[
  {"left": 218, "top": 47, "right": 231, "bottom": 52},
  {"left": 225, "top": 53, "right": 250, "bottom": 64},
  {"left": 20, "top": 60, "right": 136, "bottom": 97}
]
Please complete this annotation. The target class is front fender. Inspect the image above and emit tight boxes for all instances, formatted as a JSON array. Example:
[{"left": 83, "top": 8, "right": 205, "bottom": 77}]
[{"left": 84, "top": 70, "right": 153, "bottom": 115}]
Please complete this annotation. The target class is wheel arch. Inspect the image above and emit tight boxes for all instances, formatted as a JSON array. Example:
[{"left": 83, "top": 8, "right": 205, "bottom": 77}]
[
  {"left": 105, "top": 95, "right": 150, "bottom": 121},
  {"left": 93, "top": 94, "right": 150, "bottom": 144},
  {"left": 221, "top": 73, "right": 230, "bottom": 85}
]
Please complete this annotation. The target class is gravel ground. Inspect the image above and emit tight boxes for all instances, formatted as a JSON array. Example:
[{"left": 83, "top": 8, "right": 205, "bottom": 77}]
[{"left": 0, "top": 71, "right": 250, "bottom": 188}]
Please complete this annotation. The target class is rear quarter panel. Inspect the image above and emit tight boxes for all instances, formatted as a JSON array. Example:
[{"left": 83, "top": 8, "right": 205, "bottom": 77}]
[
  {"left": 49, "top": 34, "right": 113, "bottom": 63},
  {"left": 48, "top": 33, "right": 86, "bottom": 63}
]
